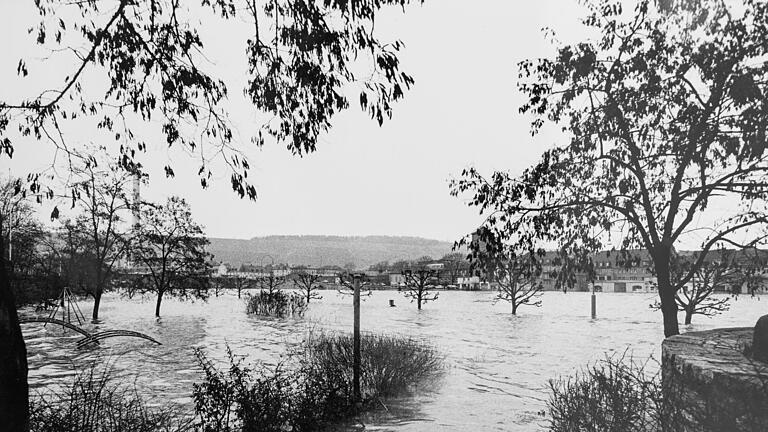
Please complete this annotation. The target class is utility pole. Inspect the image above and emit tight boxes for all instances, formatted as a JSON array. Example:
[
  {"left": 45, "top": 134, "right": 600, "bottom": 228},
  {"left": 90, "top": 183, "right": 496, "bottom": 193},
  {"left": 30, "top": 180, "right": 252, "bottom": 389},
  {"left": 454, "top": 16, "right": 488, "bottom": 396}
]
[{"left": 352, "top": 273, "right": 362, "bottom": 404}]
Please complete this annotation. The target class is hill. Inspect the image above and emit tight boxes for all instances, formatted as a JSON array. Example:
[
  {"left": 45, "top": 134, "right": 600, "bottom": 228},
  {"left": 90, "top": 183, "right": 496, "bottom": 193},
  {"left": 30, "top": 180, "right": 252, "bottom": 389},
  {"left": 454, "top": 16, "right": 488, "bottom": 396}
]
[{"left": 206, "top": 235, "right": 457, "bottom": 269}]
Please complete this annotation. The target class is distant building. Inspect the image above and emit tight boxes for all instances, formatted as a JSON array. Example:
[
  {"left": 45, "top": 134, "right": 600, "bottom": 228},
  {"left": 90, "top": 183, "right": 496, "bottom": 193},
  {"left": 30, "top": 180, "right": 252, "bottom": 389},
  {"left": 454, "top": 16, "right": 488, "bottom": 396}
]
[
  {"left": 389, "top": 274, "right": 406, "bottom": 287},
  {"left": 457, "top": 276, "right": 491, "bottom": 291}
]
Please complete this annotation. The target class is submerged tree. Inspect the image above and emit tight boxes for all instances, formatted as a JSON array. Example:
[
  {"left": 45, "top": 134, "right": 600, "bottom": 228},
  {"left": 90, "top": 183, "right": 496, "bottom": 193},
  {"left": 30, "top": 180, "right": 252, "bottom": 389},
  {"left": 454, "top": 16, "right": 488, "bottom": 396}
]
[
  {"left": 652, "top": 250, "right": 766, "bottom": 324},
  {"left": 132, "top": 197, "right": 211, "bottom": 317},
  {"left": 402, "top": 268, "right": 439, "bottom": 310},
  {"left": 0, "top": 1, "right": 420, "bottom": 425},
  {"left": 254, "top": 272, "right": 287, "bottom": 296},
  {"left": 452, "top": 0, "right": 768, "bottom": 337},
  {"left": 71, "top": 153, "right": 135, "bottom": 321},
  {"left": 494, "top": 253, "right": 543, "bottom": 315},
  {"left": 294, "top": 270, "right": 323, "bottom": 303},
  {"left": 223, "top": 275, "right": 253, "bottom": 299}
]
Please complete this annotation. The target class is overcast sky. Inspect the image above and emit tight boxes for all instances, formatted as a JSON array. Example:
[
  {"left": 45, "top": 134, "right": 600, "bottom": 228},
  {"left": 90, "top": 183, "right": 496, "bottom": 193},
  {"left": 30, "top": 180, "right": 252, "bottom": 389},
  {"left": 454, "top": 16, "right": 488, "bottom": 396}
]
[{"left": 2, "top": 1, "right": 591, "bottom": 241}]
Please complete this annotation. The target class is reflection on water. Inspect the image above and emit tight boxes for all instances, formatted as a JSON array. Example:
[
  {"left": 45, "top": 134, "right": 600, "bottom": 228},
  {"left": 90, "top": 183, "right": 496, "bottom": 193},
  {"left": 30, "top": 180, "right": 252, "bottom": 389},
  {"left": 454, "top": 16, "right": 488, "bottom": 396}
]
[{"left": 21, "top": 290, "right": 768, "bottom": 431}]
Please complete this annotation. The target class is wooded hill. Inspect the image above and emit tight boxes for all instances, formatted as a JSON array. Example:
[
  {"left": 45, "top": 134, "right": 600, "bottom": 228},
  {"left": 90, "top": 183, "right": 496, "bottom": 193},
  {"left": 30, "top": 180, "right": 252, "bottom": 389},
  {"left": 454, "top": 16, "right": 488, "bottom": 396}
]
[{"left": 206, "top": 235, "right": 456, "bottom": 269}]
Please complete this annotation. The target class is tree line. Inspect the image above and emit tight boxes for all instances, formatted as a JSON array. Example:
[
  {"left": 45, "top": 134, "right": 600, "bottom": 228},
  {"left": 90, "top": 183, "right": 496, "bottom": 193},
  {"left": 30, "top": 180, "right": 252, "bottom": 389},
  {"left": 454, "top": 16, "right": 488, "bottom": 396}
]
[{"left": 1, "top": 159, "right": 212, "bottom": 320}]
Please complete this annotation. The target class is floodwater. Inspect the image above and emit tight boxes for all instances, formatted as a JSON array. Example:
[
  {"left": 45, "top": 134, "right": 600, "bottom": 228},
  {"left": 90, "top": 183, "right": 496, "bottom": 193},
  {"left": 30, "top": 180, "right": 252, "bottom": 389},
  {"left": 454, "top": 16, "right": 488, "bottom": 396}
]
[{"left": 20, "top": 290, "right": 768, "bottom": 431}]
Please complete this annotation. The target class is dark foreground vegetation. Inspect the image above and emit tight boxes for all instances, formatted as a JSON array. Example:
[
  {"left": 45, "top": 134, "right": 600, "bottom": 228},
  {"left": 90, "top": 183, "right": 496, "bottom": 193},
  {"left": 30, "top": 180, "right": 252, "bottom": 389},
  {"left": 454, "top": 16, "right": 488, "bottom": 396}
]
[
  {"left": 28, "top": 331, "right": 443, "bottom": 432},
  {"left": 547, "top": 354, "right": 768, "bottom": 432}
]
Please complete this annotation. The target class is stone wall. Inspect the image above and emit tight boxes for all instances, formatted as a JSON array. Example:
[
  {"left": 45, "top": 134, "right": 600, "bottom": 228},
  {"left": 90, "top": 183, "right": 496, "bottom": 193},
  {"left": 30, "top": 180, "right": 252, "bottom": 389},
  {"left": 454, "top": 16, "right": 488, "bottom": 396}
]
[{"left": 662, "top": 328, "right": 768, "bottom": 432}]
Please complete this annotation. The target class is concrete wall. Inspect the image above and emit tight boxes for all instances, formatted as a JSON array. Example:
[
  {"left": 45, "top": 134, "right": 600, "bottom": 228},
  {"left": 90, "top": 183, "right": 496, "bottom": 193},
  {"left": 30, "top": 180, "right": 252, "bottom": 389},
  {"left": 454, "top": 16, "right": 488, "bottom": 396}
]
[{"left": 662, "top": 328, "right": 768, "bottom": 431}]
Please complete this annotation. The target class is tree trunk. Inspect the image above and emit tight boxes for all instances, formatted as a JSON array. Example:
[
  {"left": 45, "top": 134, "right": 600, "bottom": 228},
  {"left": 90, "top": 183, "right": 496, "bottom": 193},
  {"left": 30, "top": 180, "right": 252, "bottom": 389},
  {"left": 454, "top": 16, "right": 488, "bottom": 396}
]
[
  {"left": 512, "top": 303, "right": 518, "bottom": 315},
  {"left": 417, "top": 295, "right": 422, "bottom": 310},
  {"left": 655, "top": 256, "right": 680, "bottom": 337},
  {"left": 155, "top": 290, "right": 163, "bottom": 317},
  {"left": 0, "top": 255, "right": 29, "bottom": 431},
  {"left": 92, "top": 288, "right": 102, "bottom": 322},
  {"left": 684, "top": 308, "right": 693, "bottom": 325}
]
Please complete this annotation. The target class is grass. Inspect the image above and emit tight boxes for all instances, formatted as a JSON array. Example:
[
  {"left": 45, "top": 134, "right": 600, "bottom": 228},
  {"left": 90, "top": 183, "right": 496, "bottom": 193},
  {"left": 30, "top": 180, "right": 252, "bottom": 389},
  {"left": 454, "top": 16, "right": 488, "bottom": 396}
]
[{"left": 29, "top": 362, "right": 192, "bottom": 432}]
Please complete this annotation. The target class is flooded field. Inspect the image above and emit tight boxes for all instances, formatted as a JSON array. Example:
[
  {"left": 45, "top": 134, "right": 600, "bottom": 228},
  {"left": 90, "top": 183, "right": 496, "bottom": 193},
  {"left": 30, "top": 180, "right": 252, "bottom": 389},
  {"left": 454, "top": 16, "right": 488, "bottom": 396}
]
[{"left": 20, "top": 290, "right": 768, "bottom": 431}]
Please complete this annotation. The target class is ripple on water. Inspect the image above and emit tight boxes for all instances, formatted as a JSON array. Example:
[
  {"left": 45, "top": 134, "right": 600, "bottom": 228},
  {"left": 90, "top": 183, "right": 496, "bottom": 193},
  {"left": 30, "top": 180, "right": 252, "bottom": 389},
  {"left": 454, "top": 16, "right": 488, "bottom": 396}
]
[{"left": 21, "top": 290, "right": 768, "bottom": 431}]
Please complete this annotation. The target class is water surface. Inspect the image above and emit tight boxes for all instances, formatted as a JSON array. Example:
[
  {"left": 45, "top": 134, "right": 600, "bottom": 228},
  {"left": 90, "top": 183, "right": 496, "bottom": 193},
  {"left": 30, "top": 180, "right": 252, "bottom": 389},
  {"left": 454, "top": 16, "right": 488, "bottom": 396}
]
[{"left": 21, "top": 290, "right": 768, "bottom": 431}]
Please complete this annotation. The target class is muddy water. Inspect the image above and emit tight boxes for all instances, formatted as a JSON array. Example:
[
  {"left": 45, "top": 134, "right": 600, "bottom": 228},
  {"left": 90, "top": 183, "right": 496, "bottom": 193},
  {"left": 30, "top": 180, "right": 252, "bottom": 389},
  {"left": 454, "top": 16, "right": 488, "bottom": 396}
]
[{"left": 20, "top": 290, "right": 767, "bottom": 431}]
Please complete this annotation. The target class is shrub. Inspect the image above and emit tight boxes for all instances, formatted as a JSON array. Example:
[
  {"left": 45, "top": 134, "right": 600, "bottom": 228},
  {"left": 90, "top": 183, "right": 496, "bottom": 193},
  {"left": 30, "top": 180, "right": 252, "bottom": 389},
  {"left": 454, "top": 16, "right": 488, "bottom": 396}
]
[
  {"left": 245, "top": 290, "right": 307, "bottom": 317},
  {"left": 193, "top": 332, "right": 444, "bottom": 431},
  {"left": 305, "top": 331, "right": 444, "bottom": 399},
  {"left": 29, "top": 362, "right": 191, "bottom": 432},
  {"left": 547, "top": 354, "right": 677, "bottom": 432}
]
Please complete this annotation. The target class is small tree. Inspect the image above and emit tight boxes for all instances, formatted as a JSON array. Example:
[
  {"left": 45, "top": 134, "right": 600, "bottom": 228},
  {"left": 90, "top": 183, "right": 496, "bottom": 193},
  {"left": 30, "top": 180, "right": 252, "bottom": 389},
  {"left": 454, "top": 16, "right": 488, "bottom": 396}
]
[
  {"left": 254, "top": 272, "right": 287, "bottom": 295},
  {"left": 294, "top": 270, "right": 323, "bottom": 303},
  {"left": 70, "top": 154, "right": 135, "bottom": 321},
  {"left": 224, "top": 275, "right": 252, "bottom": 299},
  {"left": 402, "top": 268, "right": 439, "bottom": 310},
  {"left": 494, "top": 253, "right": 543, "bottom": 315},
  {"left": 133, "top": 197, "right": 211, "bottom": 317},
  {"left": 651, "top": 250, "right": 764, "bottom": 324}
]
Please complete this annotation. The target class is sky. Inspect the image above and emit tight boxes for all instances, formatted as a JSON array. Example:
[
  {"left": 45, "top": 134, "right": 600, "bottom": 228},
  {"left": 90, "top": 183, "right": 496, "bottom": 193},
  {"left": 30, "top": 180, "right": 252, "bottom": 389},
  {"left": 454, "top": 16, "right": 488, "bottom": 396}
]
[{"left": 1, "top": 1, "right": 592, "bottom": 242}]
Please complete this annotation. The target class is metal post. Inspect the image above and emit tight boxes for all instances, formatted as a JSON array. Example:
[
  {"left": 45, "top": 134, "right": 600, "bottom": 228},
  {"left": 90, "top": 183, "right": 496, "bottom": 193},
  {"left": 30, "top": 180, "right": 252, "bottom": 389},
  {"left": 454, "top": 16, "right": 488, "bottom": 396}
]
[
  {"left": 353, "top": 275, "right": 361, "bottom": 403},
  {"left": 591, "top": 288, "right": 597, "bottom": 319}
]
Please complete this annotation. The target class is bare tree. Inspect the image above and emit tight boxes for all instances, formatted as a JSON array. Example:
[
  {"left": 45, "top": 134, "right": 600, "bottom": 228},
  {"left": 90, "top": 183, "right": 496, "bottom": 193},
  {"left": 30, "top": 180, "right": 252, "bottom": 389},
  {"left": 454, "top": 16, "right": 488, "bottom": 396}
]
[
  {"left": 294, "top": 271, "right": 323, "bottom": 303},
  {"left": 224, "top": 275, "right": 253, "bottom": 299},
  {"left": 651, "top": 250, "right": 764, "bottom": 324},
  {"left": 402, "top": 268, "right": 439, "bottom": 310},
  {"left": 254, "top": 273, "right": 287, "bottom": 296},
  {"left": 494, "top": 254, "right": 543, "bottom": 315}
]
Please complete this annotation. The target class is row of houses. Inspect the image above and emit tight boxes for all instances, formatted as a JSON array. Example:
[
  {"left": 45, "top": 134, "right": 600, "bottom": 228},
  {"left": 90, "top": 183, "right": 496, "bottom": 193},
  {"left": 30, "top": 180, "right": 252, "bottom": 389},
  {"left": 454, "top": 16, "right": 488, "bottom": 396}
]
[
  {"left": 215, "top": 248, "right": 768, "bottom": 294},
  {"left": 540, "top": 250, "right": 768, "bottom": 294},
  {"left": 215, "top": 262, "right": 492, "bottom": 290}
]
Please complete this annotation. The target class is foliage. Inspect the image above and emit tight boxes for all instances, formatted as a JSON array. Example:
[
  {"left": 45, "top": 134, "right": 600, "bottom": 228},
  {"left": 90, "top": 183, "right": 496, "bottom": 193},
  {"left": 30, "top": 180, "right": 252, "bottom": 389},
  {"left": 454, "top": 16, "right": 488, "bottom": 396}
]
[
  {"left": 1, "top": 0, "right": 421, "bottom": 203},
  {"left": 245, "top": 290, "right": 306, "bottom": 317},
  {"left": 29, "top": 363, "right": 192, "bottom": 432},
  {"left": 68, "top": 151, "right": 136, "bottom": 320},
  {"left": 451, "top": 0, "right": 768, "bottom": 337},
  {"left": 548, "top": 352, "right": 768, "bottom": 432},
  {"left": 193, "top": 332, "right": 442, "bottom": 431},
  {"left": 131, "top": 196, "right": 212, "bottom": 317},
  {"left": 547, "top": 354, "right": 684, "bottom": 432},
  {"left": 0, "top": 1, "right": 422, "bottom": 427}
]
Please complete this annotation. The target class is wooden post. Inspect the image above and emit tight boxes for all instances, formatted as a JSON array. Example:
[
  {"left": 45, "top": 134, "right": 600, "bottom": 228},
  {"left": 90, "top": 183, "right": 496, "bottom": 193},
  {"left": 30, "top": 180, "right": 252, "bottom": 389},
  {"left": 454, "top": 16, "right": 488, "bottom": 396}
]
[{"left": 353, "top": 275, "right": 361, "bottom": 403}]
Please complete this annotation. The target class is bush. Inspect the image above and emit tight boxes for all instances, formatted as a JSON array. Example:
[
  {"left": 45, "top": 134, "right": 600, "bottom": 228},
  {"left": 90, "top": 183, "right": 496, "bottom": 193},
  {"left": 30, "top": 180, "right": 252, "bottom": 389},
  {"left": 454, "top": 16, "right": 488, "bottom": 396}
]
[
  {"left": 245, "top": 290, "right": 307, "bottom": 317},
  {"left": 193, "top": 332, "right": 444, "bottom": 431},
  {"left": 30, "top": 363, "right": 191, "bottom": 432},
  {"left": 306, "top": 331, "right": 444, "bottom": 399},
  {"left": 547, "top": 354, "right": 679, "bottom": 432}
]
